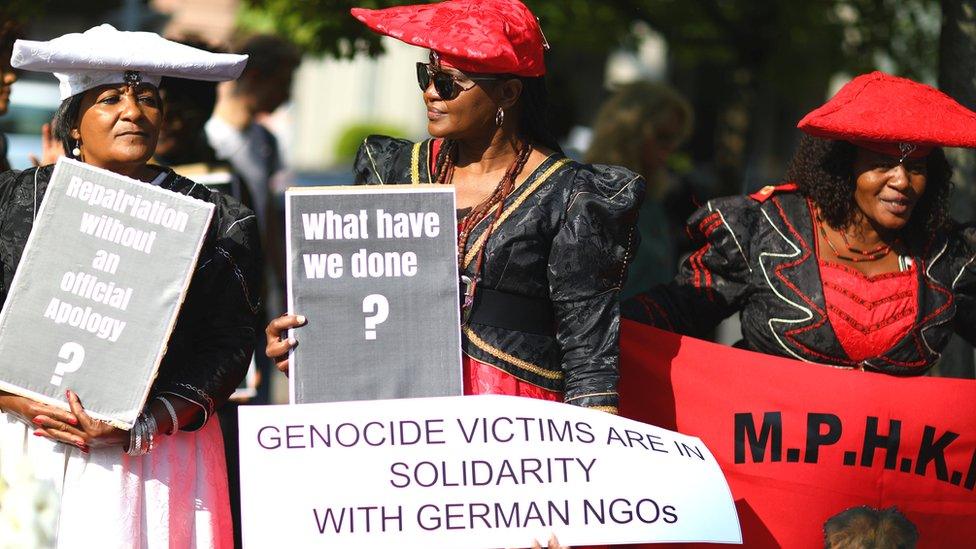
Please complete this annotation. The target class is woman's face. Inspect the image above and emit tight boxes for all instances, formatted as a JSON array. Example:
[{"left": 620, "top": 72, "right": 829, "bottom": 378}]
[
  {"left": 423, "top": 62, "right": 498, "bottom": 140},
  {"left": 72, "top": 83, "right": 162, "bottom": 171},
  {"left": 852, "top": 147, "right": 927, "bottom": 231},
  {"left": 0, "top": 49, "right": 17, "bottom": 116}
]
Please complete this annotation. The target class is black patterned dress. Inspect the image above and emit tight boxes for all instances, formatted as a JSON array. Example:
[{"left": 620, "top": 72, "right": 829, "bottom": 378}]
[
  {"left": 623, "top": 185, "right": 976, "bottom": 374},
  {"left": 0, "top": 164, "right": 261, "bottom": 546},
  {"left": 355, "top": 136, "right": 645, "bottom": 412}
]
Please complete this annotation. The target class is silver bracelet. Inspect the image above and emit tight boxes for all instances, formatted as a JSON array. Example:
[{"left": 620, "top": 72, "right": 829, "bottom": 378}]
[
  {"left": 126, "top": 410, "right": 158, "bottom": 456},
  {"left": 127, "top": 419, "right": 143, "bottom": 456},
  {"left": 155, "top": 396, "right": 179, "bottom": 435},
  {"left": 143, "top": 412, "right": 157, "bottom": 454}
]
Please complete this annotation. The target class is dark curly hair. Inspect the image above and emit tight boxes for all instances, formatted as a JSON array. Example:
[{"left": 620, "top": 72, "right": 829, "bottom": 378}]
[{"left": 786, "top": 134, "right": 953, "bottom": 237}]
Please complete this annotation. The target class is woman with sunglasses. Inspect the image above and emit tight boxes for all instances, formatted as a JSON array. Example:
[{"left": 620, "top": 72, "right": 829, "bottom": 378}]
[{"left": 267, "top": 0, "right": 643, "bottom": 415}]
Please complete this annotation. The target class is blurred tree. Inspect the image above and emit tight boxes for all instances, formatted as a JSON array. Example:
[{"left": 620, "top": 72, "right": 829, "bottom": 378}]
[{"left": 239, "top": 0, "right": 941, "bottom": 192}]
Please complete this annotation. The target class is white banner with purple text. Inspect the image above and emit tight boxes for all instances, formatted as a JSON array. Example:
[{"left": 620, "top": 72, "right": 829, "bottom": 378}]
[{"left": 238, "top": 395, "right": 741, "bottom": 547}]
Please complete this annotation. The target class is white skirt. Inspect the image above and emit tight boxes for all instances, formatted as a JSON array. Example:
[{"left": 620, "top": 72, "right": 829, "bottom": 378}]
[{"left": 0, "top": 412, "right": 233, "bottom": 549}]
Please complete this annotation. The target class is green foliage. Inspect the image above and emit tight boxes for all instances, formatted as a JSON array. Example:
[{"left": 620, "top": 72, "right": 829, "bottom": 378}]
[
  {"left": 334, "top": 121, "right": 408, "bottom": 161},
  {"left": 238, "top": 0, "right": 938, "bottom": 80},
  {"left": 239, "top": 0, "right": 419, "bottom": 58}
]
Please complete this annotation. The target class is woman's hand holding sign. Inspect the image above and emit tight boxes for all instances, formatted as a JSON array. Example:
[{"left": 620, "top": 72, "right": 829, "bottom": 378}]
[
  {"left": 0, "top": 389, "right": 79, "bottom": 437},
  {"left": 0, "top": 389, "right": 126, "bottom": 452},
  {"left": 265, "top": 313, "right": 307, "bottom": 374}
]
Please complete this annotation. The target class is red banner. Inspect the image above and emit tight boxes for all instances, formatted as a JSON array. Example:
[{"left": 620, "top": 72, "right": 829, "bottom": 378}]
[{"left": 619, "top": 320, "right": 976, "bottom": 548}]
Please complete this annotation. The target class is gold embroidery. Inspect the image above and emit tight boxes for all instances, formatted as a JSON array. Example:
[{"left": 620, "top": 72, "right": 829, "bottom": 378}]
[
  {"left": 410, "top": 142, "right": 422, "bottom": 185},
  {"left": 565, "top": 391, "right": 618, "bottom": 402},
  {"left": 462, "top": 158, "right": 570, "bottom": 268},
  {"left": 462, "top": 351, "right": 560, "bottom": 389},
  {"left": 464, "top": 326, "right": 564, "bottom": 380},
  {"left": 587, "top": 406, "right": 619, "bottom": 414}
]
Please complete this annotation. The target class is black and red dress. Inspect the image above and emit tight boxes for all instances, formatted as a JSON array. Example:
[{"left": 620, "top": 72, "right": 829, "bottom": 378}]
[
  {"left": 623, "top": 185, "right": 976, "bottom": 374},
  {"left": 355, "top": 135, "right": 645, "bottom": 411}
]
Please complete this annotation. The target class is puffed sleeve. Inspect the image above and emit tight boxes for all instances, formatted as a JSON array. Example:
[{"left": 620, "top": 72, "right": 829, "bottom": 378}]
[
  {"left": 0, "top": 168, "right": 32, "bottom": 304},
  {"left": 548, "top": 164, "right": 645, "bottom": 412},
  {"left": 157, "top": 193, "right": 263, "bottom": 430},
  {"left": 353, "top": 135, "right": 414, "bottom": 185},
  {"left": 622, "top": 195, "right": 756, "bottom": 338},
  {"left": 950, "top": 225, "right": 976, "bottom": 346}
]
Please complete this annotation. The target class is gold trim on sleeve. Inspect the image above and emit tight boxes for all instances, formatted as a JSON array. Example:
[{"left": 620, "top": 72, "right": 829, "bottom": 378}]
[
  {"left": 586, "top": 406, "right": 619, "bottom": 414},
  {"left": 565, "top": 391, "right": 618, "bottom": 403},
  {"left": 462, "top": 157, "right": 570, "bottom": 268},
  {"left": 464, "top": 326, "right": 564, "bottom": 380},
  {"left": 410, "top": 142, "right": 422, "bottom": 185}
]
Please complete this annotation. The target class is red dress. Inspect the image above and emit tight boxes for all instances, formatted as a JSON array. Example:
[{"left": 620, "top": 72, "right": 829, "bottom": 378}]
[
  {"left": 463, "top": 355, "right": 561, "bottom": 400},
  {"left": 819, "top": 260, "right": 918, "bottom": 362}
]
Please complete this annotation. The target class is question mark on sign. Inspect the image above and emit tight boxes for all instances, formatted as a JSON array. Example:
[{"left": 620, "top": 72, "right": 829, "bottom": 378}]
[
  {"left": 50, "top": 342, "right": 85, "bottom": 386},
  {"left": 362, "top": 294, "right": 390, "bottom": 341}
]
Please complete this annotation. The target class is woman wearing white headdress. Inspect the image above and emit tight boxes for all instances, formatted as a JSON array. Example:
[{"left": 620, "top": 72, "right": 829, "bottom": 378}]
[{"left": 0, "top": 25, "right": 257, "bottom": 547}]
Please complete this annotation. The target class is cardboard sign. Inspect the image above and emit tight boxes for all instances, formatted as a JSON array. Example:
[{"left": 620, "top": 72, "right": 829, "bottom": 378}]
[
  {"left": 0, "top": 158, "right": 214, "bottom": 428},
  {"left": 238, "top": 395, "right": 741, "bottom": 548},
  {"left": 285, "top": 186, "right": 462, "bottom": 403},
  {"left": 619, "top": 320, "right": 976, "bottom": 549}
]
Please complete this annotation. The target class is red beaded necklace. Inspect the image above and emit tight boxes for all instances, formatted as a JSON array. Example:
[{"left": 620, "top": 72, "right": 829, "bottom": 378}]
[
  {"left": 434, "top": 139, "right": 532, "bottom": 318},
  {"left": 817, "top": 216, "right": 895, "bottom": 262}
]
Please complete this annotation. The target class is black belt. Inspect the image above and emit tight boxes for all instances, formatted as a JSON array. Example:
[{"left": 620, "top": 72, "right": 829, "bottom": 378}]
[{"left": 465, "top": 286, "right": 556, "bottom": 336}]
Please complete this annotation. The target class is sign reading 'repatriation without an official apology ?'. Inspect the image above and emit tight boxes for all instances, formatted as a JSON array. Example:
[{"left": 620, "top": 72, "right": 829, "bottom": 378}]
[
  {"left": 285, "top": 186, "right": 462, "bottom": 404},
  {"left": 238, "top": 395, "right": 741, "bottom": 548},
  {"left": 0, "top": 158, "right": 213, "bottom": 428}
]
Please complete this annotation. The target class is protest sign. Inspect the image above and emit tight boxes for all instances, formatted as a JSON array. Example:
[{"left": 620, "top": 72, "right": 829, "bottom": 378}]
[
  {"left": 0, "top": 158, "right": 214, "bottom": 428},
  {"left": 619, "top": 320, "right": 976, "bottom": 549},
  {"left": 238, "top": 395, "right": 741, "bottom": 548},
  {"left": 285, "top": 186, "right": 462, "bottom": 403}
]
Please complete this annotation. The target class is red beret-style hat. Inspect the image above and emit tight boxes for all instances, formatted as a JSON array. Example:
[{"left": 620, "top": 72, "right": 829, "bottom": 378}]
[
  {"left": 797, "top": 71, "right": 976, "bottom": 159},
  {"left": 350, "top": 0, "right": 547, "bottom": 77}
]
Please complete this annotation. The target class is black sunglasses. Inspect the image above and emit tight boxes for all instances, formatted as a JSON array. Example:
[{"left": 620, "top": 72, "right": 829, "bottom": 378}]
[{"left": 415, "top": 62, "right": 499, "bottom": 100}]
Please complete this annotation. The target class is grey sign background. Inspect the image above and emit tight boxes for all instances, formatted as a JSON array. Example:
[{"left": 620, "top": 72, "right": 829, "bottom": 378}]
[
  {"left": 0, "top": 158, "right": 213, "bottom": 428},
  {"left": 286, "top": 186, "right": 462, "bottom": 403}
]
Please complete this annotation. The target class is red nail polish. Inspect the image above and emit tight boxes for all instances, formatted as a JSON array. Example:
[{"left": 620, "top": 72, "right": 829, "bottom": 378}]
[
  {"left": 33, "top": 430, "right": 43, "bottom": 437},
  {"left": 67, "top": 417, "right": 78, "bottom": 426},
  {"left": 32, "top": 417, "right": 43, "bottom": 425},
  {"left": 65, "top": 390, "right": 71, "bottom": 399}
]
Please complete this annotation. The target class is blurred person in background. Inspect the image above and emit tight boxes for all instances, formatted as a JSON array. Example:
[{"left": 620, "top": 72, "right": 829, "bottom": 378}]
[
  {"left": 0, "top": 19, "right": 22, "bottom": 172},
  {"left": 206, "top": 33, "right": 300, "bottom": 309},
  {"left": 586, "top": 81, "right": 693, "bottom": 298}
]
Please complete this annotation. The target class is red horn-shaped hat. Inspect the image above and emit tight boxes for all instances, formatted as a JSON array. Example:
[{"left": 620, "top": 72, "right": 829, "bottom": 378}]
[
  {"left": 351, "top": 0, "right": 546, "bottom": 77},
  {"left": 798, "top": 71, "right": 976, "bottom": 159}
]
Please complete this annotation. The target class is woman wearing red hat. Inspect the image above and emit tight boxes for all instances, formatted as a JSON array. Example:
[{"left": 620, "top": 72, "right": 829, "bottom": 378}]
[
  {"left": 267, "top": 3, "right": 642, "bottom": 418},
  {"left": 623, "top": 71, "right": 976, "bottom": 374}
]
